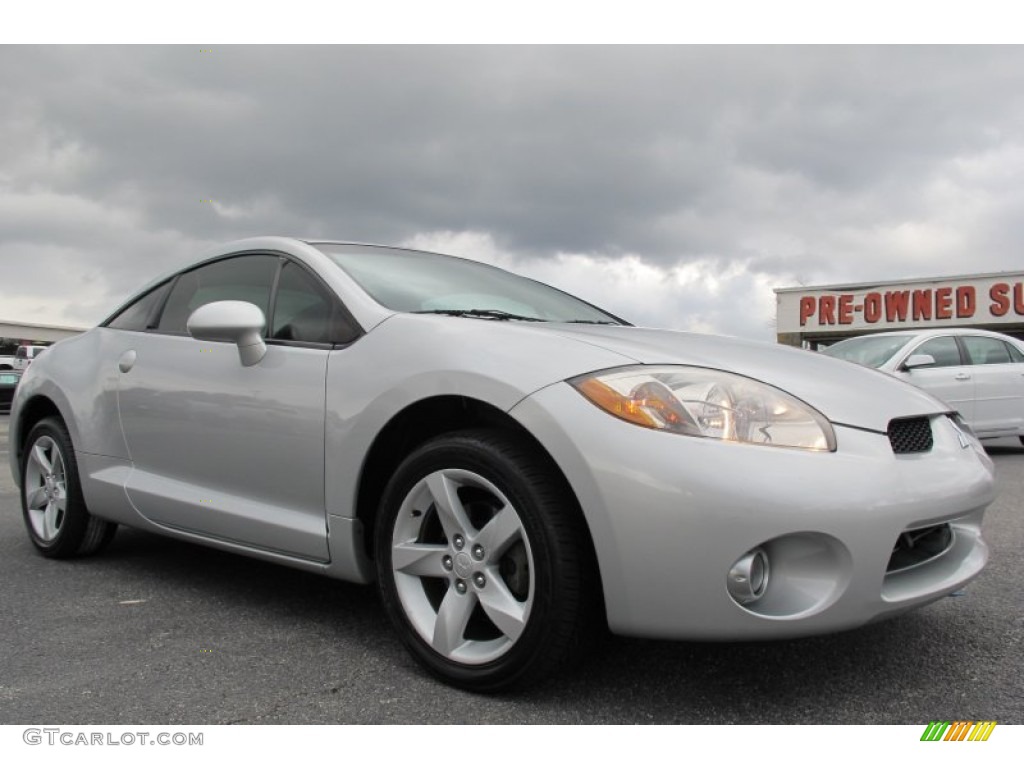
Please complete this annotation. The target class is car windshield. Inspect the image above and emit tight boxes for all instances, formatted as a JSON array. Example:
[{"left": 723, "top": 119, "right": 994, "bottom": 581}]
[
  {"left": 314, "top": 243, "right": 624, "bottom": 324},
  {"left": 821, "top": 335, "right": 915, "bottom": 368}
]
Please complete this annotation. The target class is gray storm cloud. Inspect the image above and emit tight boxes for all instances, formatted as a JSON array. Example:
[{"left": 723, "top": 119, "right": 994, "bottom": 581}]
[{"left": 2, "top": 45, "right": 1023, "bottom": 338}]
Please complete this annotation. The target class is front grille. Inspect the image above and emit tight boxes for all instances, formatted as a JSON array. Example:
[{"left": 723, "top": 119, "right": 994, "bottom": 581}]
[
  {"left": 888, "top": 416, "right": 933, "bottom": 454},
  {"left": 887, "top": 524, "right": 953, "bottom": 573}
]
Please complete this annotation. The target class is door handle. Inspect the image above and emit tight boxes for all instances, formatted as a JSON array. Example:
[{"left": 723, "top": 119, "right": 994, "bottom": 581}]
[
  {"left": 118, "top": 350, "right": 137, "bottom": 373},
  {"left": 954, "top": 373, "right": 971, "bottom": 381}
]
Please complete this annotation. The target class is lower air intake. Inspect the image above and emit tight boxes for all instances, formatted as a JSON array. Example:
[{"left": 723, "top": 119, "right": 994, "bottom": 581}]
[{"left": 887, "top": 524, "right": 953, "bottom": 573}]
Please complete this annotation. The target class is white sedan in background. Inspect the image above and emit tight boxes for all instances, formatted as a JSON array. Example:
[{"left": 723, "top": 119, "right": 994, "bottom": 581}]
[{"left": 822, "top": 328, "right": 1024, "bottom": 444}]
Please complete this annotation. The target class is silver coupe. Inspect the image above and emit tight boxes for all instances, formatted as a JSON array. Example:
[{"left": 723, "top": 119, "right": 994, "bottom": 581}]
[{"left": 8, "top": 237, "right": 995, "bottom": 691}]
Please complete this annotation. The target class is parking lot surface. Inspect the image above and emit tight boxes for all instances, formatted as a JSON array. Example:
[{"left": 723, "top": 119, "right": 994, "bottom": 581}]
[{"left": 1, "top": 414, "right": 1021, "bottom": 724}]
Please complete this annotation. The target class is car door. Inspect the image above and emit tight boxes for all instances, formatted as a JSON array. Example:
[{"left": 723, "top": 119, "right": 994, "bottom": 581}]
[
  {"left": 116, "top": 254, "right": 341, "bottom": 561},
  {"left": 959, "top": 335, "right": 1024, "bottom": 437},
  {"left": 894, "top": 335, "right": 976, "bottom": 422}
]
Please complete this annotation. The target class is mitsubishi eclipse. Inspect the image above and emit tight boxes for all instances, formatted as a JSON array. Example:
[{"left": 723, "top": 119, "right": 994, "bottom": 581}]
[{"left": 9, "top": 237, "right": 995, "bottom": 691}]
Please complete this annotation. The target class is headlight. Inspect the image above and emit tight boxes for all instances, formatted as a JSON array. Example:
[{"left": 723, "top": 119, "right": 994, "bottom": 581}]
[{"left": 570, "top": 365, "right": 836, "bottom": 451}]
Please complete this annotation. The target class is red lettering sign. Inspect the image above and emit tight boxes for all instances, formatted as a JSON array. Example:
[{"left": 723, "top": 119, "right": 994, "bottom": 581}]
[
  {"left": 990, "top": 283, "right": 1009, "bottom": 316},
  {"left": 863, "top": 292, "right": 882, "bottom": 322},
  {"left": 838, "top": 294, "right": 854, "bottom": 324},
  {"left": 912, "top": 290, "right": 932, "bottom": 321},
  {"left": 795, "top": 280, "right": 1020, "bottom": 329},
  {"left": 819, "top": 295, "right": 836, "bottom": 325},
  {"left": 956, "top": 286, "right": 976, "bottom": 318},
  {"left": 799, "top": 296, "right": 816, "bottom": 326},
  {"left": 886, "top": 291, "right": 909, "bottom": 322},
  {"left": 935, "top": 287, "right": 952, "bottom": 319}
]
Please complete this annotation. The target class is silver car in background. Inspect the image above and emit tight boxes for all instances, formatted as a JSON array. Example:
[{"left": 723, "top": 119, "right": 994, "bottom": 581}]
[
  {"left": 822, "top": 328, "right": 1024, "bottom": 445},
  {"left": 8, "top": 237, "right": 995, "bottom": 691}
]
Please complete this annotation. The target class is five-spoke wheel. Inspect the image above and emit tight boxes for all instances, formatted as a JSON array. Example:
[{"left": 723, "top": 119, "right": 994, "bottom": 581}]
[
  {"left": 376, "top": 430, "right": 596, "bottom": 691},
  {"left": 20, "top": 418, "right": 117, "bottom": 558},
  {"left": 390, "top": 467, "right": 535, "bottom": 665},
  {"left": 23, "top": 433, "right": 69, "bottom": 543}
]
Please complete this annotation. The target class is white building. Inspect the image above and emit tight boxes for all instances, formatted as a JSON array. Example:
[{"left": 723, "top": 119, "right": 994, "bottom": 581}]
[
  {"left": 775, "top": 271, "right": 1024, "bottom": 349},
  {"left": 0, "top": 320, "right": 86, "bottom": 367}
]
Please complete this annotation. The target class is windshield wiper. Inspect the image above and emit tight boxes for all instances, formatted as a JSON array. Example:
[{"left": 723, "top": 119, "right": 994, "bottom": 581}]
[
  {"left": 563, "top": 319, "right": 622, "bottom": 325},
  {"left": 413, "top": 309, "right": 547, "bottom": 322}
]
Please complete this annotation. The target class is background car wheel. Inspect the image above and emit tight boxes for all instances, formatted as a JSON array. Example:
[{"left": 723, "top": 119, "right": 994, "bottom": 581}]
[
  {"left": 375, "top": 429, "right": 598, "bottom": 692},
  {"left": 20, "top": 418, "right": 117, "bottom": 558}
]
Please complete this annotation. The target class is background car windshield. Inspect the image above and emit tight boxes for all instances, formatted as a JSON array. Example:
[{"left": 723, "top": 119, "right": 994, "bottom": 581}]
[
  {"left": 821, "top": 335, "right": 915, "bottom": 368},
  {"left": 315, "top": 244, "right": 622, "bottom": 324}
]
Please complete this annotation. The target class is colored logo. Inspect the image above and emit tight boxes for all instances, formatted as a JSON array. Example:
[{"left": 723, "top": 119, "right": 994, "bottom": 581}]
[{"left": 920, "top": 721, "right": 996, "bottom": 741}]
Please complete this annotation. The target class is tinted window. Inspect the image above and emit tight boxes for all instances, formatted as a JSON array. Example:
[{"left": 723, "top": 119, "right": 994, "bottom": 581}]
[
  {"left": 910, "top": 336, "right": 961, "bottom": 367},
  {"left": 962, "top": 336, "right": 1011, "bottom": 365},
  {"left": 1007, "top": 342, "right": 1024, "bottom": 363},
  {"left": 156, "top": 256, "right": 279, "bottom": 334},
  {"left": 271, "top": 261, "right": 358, "bottom": 344},
  {"left": 107, "top": 282, "right": 172, "bottom": 331}
]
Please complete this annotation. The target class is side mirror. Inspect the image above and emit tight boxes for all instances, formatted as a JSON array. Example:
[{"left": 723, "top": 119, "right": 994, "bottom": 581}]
[
  {"left": 187, "top": 301, "right": 267, "bottom": 367},
  {"left": 902, "top": 354, "right": 936, "bottom": 371}
]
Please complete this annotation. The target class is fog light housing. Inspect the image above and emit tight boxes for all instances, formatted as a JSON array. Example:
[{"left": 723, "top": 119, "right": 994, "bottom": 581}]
[{"left": 727, "top": 548, "right": 770, "bottom": 605}]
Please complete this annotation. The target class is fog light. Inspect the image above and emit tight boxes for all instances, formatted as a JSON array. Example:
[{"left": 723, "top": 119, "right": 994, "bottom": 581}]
[{"left": 727, "top": 548, "right": 770, "bottom": 605}]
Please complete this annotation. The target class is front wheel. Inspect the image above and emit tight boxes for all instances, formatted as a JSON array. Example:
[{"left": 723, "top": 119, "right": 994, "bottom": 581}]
[
  {"left": 375, "top": 430, "right": 597, "bottom": 692},
  {"left": 20, "top": 417, "right": 117, "bottom": 558}
]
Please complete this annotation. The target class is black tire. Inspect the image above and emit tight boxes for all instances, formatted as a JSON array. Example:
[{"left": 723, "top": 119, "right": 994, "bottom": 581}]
[
  {"left": 20, "top": 417, "right": 117, "bottom": 558},
  {"left": 375, "top": 429, "right": 598, "bottom": 692}
]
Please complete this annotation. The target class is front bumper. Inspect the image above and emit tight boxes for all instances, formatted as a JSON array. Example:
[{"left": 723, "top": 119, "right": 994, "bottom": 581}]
[{"left": 510, "top": 382, "right": 994, "bottom": 640}]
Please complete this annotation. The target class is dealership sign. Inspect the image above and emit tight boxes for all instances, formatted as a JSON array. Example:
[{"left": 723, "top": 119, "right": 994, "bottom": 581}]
[{"left": 776, "top": 273, "right": 1024, "bottom": 334}]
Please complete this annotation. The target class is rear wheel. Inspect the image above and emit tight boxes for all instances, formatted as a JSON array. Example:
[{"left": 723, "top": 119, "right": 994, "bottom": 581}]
[
  {"left": 375, "top": 430, "right": 597, "bottom": 692},
  {"left": 21, "top": 418, "right": 117, "bottom": 558}
]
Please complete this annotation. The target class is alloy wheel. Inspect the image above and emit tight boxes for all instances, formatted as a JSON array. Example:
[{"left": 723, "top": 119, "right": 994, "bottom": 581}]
[
  {"left": 390, "top": 468, "right": 534, "bottom": 665},
  {"left": 24, "top": 435, "right": 68, "bottom": 543}
]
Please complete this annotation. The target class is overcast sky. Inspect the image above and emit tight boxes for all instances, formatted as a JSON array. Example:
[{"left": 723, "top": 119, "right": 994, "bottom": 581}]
[{"left": 2, "top": 45, "right": 1023, "bottom": 339}]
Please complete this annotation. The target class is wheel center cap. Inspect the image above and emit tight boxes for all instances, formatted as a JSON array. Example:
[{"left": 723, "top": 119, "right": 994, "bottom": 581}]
[{"left": 454, "top": 551, "right": 473, "bottom": 578}]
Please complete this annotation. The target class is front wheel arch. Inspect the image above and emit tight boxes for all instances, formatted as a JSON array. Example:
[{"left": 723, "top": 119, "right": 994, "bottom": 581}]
[{"left": 354, "top": 396, "right": 602, "bottom": 575}]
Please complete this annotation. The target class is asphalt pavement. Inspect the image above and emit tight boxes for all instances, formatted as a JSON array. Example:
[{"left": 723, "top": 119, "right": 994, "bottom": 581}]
[{"left": 0, "top": 414, "right": 1021, "bottom": 724}]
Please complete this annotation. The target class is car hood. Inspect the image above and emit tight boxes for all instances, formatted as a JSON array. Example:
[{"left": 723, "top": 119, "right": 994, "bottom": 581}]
[{"left": 543, "top": 324, "right": 948, "bottom": 433}]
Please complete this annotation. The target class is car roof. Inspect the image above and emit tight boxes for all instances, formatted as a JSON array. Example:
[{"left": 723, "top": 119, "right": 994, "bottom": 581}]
[
  {"left": 846, "top": 328, "right": 1019, "bottom": 340},
  {"left": 99, "top": 237, "right": 496, "bottom": 333},
  {"left": 116, "top": 237, "right": 456, "bottom": 297}
]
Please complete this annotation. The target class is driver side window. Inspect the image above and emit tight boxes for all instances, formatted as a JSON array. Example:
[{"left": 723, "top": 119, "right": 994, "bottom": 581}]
[
  {"left": 156, "top": 255, "right": 279, "bottom": 335},
  {"left": 270, "top": 261, "right": 359, "bottom": 345},
  {"left": 911, "top": 336, "right": 961, "bottom": 367}
]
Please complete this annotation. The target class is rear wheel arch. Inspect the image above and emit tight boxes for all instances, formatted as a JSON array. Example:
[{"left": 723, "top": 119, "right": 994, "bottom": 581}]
[
  {"left": 15, "top": 395, "right": 67, "bottom": 469},
  {"left": 19, "top": 416, "right": 117, "bottom": 557}
]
